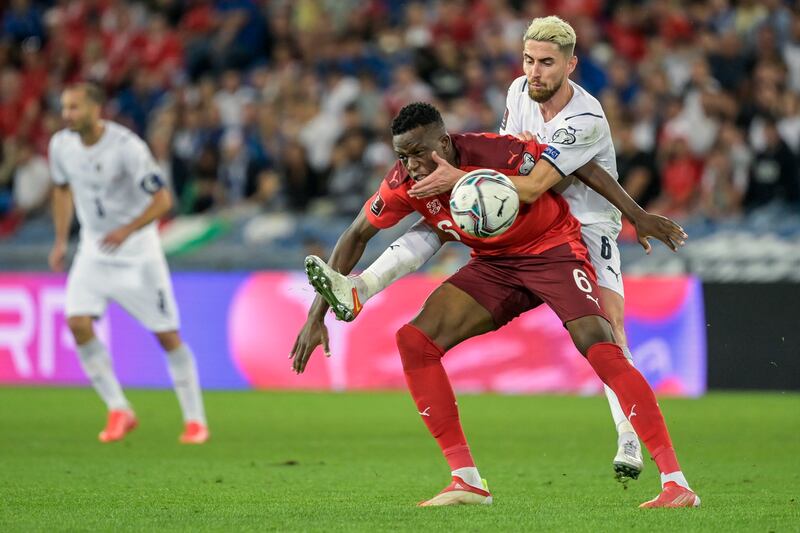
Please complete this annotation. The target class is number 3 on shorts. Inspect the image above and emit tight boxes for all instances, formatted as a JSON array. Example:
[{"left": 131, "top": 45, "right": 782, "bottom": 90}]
[{"left": 572, "top": 268, "right": 593, "bottom": 293}]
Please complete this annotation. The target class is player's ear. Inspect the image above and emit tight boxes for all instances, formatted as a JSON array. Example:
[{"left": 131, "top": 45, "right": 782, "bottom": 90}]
[
  {"left": 439, "top": 134, "right": 451, "bottom": 157},
  {"left": 567, "top": 55, "right": 578, "bottom": 75}
]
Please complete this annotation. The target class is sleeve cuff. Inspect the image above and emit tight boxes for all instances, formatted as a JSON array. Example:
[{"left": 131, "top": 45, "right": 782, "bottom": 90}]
[{"left": 540, "top": 155, "right": 568, "bottom": 178}]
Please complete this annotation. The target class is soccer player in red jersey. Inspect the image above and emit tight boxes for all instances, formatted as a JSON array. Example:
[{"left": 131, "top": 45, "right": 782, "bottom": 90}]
[{"left": 291, "top": 103, "right": 699, "bottom": 508}]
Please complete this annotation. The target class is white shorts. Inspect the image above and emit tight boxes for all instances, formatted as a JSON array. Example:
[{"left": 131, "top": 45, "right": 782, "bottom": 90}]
[
  {"left": 66, "top": 251, "right": 180, "bottom": 332},
  {"left": 581, "top": 222, "right": 624, "bottom": 298}
]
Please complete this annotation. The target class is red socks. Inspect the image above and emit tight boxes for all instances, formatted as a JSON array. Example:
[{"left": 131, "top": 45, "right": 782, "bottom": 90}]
[
  {"left": 587, "top": 342, "right": 681, "bottom": 475},
  {"left": 396, "top": 324, "right": 474, "bottom": 470},
  {"left": 395, "top": 331, "right": 683, "bottom": 478}
]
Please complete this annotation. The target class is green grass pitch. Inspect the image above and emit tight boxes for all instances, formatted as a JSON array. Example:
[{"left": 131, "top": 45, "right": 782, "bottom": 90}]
[{"left": 0, "top": 389, "right": 797, "bottom": 532}]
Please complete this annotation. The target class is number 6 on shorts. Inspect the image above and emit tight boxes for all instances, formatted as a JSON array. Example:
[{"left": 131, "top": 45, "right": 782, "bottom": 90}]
[{"left": 573, "top": 268, "right": 593, "bottom": 293}]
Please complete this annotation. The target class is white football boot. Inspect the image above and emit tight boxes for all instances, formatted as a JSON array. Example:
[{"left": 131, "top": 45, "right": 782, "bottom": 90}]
[
  {"left": 304, "top": 255, "right": 363, "bottom": 322},
  {"left": 614, "top": 432, "right": 644, "bottom": 481}
]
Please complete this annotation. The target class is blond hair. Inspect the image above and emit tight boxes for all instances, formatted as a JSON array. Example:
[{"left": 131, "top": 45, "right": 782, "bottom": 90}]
[{"left": 523, "top": 16, "right": 576, "bottom": 56}]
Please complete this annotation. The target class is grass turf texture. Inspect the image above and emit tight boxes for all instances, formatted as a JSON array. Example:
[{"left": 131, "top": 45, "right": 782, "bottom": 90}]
[{"left": 1, "top": 389, "right": 798, "bottom": 532}]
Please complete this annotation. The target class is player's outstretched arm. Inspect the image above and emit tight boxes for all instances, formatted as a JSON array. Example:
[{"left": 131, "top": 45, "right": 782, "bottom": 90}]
[
  {"left": 290, "top": 211, "right": 380, "bottom": 374},
  {"left": 507, "top": 158, "right": 564, "bottom": 203},
  {"left": 49, "top": 184, "right": 74, "bottom": 272},
  {"left": 572, "top": 162, "right": 687, "bottom": 253},
  {"left": 100, "top": 188, "right": 173, "bottom": 252}
]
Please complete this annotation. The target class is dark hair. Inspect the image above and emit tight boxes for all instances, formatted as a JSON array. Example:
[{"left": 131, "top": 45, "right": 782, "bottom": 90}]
[
  {"left": 391, "top": 102, "right": 444, "bottom": 136},
  {"left": 66, "top": 82, "right": 105, "bottom": 105}
]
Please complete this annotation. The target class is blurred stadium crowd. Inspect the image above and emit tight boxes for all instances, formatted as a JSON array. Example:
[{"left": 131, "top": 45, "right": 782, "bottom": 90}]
[{"left": 1, "top": 0, "right": 799, "bottom": 278}]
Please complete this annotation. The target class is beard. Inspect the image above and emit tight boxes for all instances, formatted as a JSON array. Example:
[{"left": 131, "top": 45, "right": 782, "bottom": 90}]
[{"left": 527, "top": 78, "right": 563, "bottom": 103}]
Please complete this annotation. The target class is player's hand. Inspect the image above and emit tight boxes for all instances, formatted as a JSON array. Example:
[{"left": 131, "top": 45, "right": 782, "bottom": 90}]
[
  {"left": 48, "top": 241, "right": 67, "bottom": 272},
  {"left": 514, "top": 131, "right": 535, "bottom": 141},
  {"left": 408, "top": 151, "right": 465, "bottom": 199},
  {"left": 632, "top": 212, "right": 687, "bottom": 254},
  {"left": 100, "top": 226, "right": 132, "bottom": 252},
  {"left": 289, "top": 317, "right": 331, "bottom": 374}
]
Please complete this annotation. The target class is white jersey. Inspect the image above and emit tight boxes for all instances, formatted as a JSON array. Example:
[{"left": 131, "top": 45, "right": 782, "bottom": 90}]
[
  {"left": 501, "top": 77, "right": 621, "bottom": 227},
  {"left": 48, "top": 121, "right": 165, "bottom": 259}
]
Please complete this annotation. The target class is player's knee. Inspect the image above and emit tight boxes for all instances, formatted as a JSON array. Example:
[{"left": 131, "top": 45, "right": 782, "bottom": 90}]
[
  {"left": 567, "top": 315, "right": 615, "bottom": 356},
  {"left": 67, "top": 316, "right": 94, "bottom": 344},
  {"left": 156, "top": 331, "right": 181, "bottom": 352},
  {"left": 610, "top": 319, "right": 627, "bottom": 346},
  {"left": 396, "top": 324, "right": 443, "bottom": 371}
]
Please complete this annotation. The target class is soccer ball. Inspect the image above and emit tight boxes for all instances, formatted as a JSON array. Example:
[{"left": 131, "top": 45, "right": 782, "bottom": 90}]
[{"left": 449, "top": 169, "right": 519, "bottom": 238}]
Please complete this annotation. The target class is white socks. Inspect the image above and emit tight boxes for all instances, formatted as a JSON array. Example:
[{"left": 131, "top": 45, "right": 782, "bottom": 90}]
[
  {"left": 451, "top": 467, "right": 484, "bottom": 490},
  {"left": 166, "top": 344, "right": 207, "bottom": 424},
  {"left": 77, "top": 338, "right": 206, "bottom": 425},
  {"left": 606, "top": 346, "right": 637, "bottom": 436},
  {"left": 356, "top": 219, "right": 443, "bottom": 302},
  {"left": 661, "top": 471, "right": 691, "bottom": 490},
  {"left": 76, "top": 338, "right": 130, "bottom": 411}
]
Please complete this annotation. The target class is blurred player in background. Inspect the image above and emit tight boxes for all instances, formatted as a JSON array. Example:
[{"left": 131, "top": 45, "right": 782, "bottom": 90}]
[
  {"left": 48, "top": 83, "right": 209, "bottom": 444},
  {"left": 304, "top": 16, "right": 683, "bottom": 485},
  {"left": 292, "top": 103, "right": 698, "bottom": 508}
]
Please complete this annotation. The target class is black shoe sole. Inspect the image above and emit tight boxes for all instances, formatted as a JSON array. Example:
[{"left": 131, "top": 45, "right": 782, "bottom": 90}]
[{"left": 614, "top": 461, "right": 642, "bottom": 482}]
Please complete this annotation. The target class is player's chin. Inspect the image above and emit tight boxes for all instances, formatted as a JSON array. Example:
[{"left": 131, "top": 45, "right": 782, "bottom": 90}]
[
  {"left": 528, "top": 87, "right": 555, "bottom": 103},
  {"left": 411, "top": 174, "right": 428, "bottom": 182}
]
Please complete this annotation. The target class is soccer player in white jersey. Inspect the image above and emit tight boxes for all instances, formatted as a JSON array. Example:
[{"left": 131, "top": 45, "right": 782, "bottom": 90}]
[
  {"left": 48, "top": 83, "right": 209, "bottom": 444},
  {"left": 497, "top": 16, "right": 644, "bottom": 481},
  {"left": 302, "top": 17, "right": 694, "bottom": 498}
]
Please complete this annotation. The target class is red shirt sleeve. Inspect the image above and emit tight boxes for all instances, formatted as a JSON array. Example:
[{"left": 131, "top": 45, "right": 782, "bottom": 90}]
[{"left": 363, "top": 163, "right": 415, "bottom": 229}]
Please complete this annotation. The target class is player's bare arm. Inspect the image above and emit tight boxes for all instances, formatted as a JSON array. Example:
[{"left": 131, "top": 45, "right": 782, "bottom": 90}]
[
  {"left": 290, "top": 211, "right": 380, "bottom": 373},
  {"left": 49, "top": 184, "right": 74, "bottom": 272},
  {"left": 100, "top": 188, "right": 173, "bottom": 252},
  {"left": 572, "top": 163, "right": 687, "bottom": 253}
]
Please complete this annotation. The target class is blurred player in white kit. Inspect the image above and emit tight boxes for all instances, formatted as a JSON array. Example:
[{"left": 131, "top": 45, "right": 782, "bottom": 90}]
[{"left": 48, "top": 83, "right": 209, "bottom": 444}]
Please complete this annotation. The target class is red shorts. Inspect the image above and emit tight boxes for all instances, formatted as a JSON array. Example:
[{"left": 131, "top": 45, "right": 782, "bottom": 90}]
[{"left": 446, "top": 242, "right": 608, "bottom": 328}]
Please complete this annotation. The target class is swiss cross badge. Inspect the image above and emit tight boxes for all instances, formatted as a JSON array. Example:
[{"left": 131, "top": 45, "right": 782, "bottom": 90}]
[{"left": 426, "top": 199, "right": 442, "bottom": 215}]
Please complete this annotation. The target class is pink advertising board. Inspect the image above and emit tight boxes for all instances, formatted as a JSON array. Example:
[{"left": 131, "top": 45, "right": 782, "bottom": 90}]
[{"left": 0, "top": 273, "right": 706, "bottom": 396}]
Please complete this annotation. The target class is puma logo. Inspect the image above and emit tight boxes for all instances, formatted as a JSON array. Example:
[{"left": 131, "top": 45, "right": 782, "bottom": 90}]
[
  {"left": 419, "top": 406, "right": 431, "bottom": 417},
  {"left": 586, "top": 294, "right": 600, "bottom": 308},
  {"left": 389, "top": 244, "right": 400, "bottom": 250},
  {"left": 606, "top": 265, "right": 620, "bottom": 282},
  {"left": 628, "top": 404, "right": 637, "bottom": 420},
  {"left": 507, "top": 149, "right": 519, "bottom": 165},
  {"left": 495, "top": 195, "right": 509, "bottom": 217}
]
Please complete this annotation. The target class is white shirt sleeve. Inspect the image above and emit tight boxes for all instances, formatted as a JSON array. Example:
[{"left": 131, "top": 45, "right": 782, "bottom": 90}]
[
  {"left": 120, "top": 134, "right": 164, "bottom": 194},
  {"left": 47, "top": 135, "right": 69, "bottom": 185},
  {"left": 539, "top": 114, "right": 609, "bottom": 177}
]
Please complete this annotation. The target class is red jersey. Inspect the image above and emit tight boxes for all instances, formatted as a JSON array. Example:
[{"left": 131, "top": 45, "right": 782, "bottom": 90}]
[{"left": 364, "top": 133, "right": 582, "bottom": 257}]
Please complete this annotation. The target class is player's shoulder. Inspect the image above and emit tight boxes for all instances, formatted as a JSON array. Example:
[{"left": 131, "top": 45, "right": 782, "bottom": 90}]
[
  {"left": 507, "top": 75, "right": 528, "bottom": 95},
  {"left": 505, "top": 75, "right": 530, "bottom": 109},
  {"left": 49, "top": 128, "right": 77, "bottom": 152},
  {"left": 550, "top": 82, "right": 609, "bottom": 146},
  {"left": 453, "top": 132, "right": 520, "bottom": 155},
  {"left": 453, "top": 132, "right": 542, "bottom": 172},
  {"left": 103, "top": 121, "right": 144, "bottom": 146},
  {"left": 561, "top": 82, "right": 607, "bottom": 125}
]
